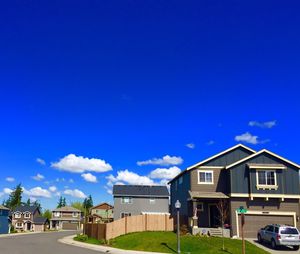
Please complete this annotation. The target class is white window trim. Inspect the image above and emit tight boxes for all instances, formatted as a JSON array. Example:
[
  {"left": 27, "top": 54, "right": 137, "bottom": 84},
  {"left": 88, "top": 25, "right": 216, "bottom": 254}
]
[
  {"left": 149, "top": 198, "right": 156, "bottom": 204},
  {"left": 197, "top": 170, "right": 214, "bottom": 184},
  {"left": 256, "top": 170, "right": 278, "bottom": 189},
  {"left": 16, "top": 222, "right": 23, "bottom": 228},
  {"left": 14, "top": 212, "right": 21, "bottom": 219},
  {"left": 54, "top": 212, "right": 61, "bottom": 217},
  {"left": 121, "top": 197, "right": 133, "bottom": 204},
  {"left": 72, "top": 212, "right": 78, "bottom": 217},
  {"left": 24, "top": 212, "right": 31, "bottom": 219}
]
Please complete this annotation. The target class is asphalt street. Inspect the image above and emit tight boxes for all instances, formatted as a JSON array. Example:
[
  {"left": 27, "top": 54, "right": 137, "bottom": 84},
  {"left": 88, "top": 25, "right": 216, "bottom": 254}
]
[{"left": 0, "top": 231, "right": 105, "bottom": 254}]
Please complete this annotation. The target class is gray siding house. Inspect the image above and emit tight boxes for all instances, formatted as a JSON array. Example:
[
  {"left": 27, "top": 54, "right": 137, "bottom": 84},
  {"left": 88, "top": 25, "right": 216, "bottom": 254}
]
[
  {"left": 113, "top": 185, "right": 169, "bottom": 220},
  {"left": 169, "top": 144, "right": 300, "bottom": 238}
]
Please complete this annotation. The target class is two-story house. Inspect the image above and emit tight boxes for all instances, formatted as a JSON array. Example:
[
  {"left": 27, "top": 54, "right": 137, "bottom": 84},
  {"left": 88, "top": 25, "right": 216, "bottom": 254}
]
[
  {"left": 169, "top": 144, "right": 300, "bottom": 238},
  {"left": 50, "top": 206, "right": 82, "bottom": 230},
  {"left": 113, "top": 185, "right": 169, "bottom": 220},
  {"left": 89, "top": 202, "right": 113, "bottom": 223},
  {"left": 11, "top": 205, "right": 49, "bottom": 232},
  {"left": 0, "top": 205, "right": 10, "bottom": 234}
]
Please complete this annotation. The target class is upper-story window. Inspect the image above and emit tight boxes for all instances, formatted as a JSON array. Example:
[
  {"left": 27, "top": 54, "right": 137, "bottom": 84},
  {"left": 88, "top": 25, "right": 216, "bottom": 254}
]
[
  {"left": 72, "top": 212, "right": 78, "bottom": 217},
  {"left": 53, "top": 212, "right": 61, "bottom": 217},
  {"left": 149, "top": 198, "right": 155, "bottom": 204},
  {"left": 24, "top": 212, "right": 31, "bottom": 219},
  {"left": 257, "top": 170, "right": 277, "bottom": 187},
  {"left": 198, "top": 170, "right": 214, "bottom": 184},
  {"left": 179, "top": 176, "right": 183, "bottom": 184},
  {"left": 14, "top": 212, "right": 21, "bottom": 219},
  {"left": 121, "top": 197, "right": 132, "bottom": 204}
]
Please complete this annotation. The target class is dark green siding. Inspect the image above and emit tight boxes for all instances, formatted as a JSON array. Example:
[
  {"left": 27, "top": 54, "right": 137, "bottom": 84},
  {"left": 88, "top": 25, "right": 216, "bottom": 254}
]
[
  {"left": 204, "top": 147, "right": 254, "bottom": 166},
  {"left": 230, "top": 152, "right": 300, "bottom": 195}
]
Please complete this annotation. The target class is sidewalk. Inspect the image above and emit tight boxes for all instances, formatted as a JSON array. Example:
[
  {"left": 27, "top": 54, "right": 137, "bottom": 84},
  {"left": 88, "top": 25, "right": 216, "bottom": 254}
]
[{"left": 58, "top": 235, "right": 167, "bottom": 254}]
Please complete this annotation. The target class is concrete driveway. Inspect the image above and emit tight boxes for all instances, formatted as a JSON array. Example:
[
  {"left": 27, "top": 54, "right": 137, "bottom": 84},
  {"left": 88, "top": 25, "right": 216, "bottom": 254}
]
[
  {"left": 248, "top": 238, "right": 300, "bottom": 254},
  {"left": 0, "top": 231, "right": 105, "bottom": 254}
]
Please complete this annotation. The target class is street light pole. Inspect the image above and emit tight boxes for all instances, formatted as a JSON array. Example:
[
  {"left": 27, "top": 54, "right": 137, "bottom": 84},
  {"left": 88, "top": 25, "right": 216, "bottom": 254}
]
[{"left": 175, "top": 200, "right": 181, "bottom": 254}]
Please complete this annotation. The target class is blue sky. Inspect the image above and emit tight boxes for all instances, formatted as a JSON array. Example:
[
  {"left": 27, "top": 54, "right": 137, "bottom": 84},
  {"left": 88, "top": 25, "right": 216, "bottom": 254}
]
[{"left": 0, "top": 1, "right": 300, "bottom": 210}]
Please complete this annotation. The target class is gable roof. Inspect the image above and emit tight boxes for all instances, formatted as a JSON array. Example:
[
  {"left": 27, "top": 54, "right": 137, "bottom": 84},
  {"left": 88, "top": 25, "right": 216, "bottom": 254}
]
[
  {"left": 13, "top": 205, "right": 39, "bottom": 213},
  {"left": 91, "top": 202, "right": 113, "bottom": 210},
  {"left": 226, "top": 149, "right": 300, "bottom": 169},
  {"left": 113, "top": 185, "right": 169, "bottom": 197},
  {"left": 52, "top": 206, "right": 81, "bottom": 212},
  {"left": 0, "top": 205, "right": 9, "bottom": 211},
  {"left": 33, "top": 216, "right": 49, "bottom": 225},
  {"left": 168, "top": 144, "right": 256, "bottom": 183}
]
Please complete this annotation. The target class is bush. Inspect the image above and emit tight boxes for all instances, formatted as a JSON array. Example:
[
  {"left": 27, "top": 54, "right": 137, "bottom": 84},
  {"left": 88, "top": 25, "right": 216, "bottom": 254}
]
[
  {"left": 180, "top": 224, "right": 189, "bottom": 235},
  {"left": 75, "top": 234, "right": 88, "bottom": 242}
]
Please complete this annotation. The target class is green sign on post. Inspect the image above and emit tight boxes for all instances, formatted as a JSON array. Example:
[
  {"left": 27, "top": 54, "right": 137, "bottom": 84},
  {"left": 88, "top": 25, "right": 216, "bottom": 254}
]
[{"left": 236, "top": 206, "right": 248, "bottom": 214}]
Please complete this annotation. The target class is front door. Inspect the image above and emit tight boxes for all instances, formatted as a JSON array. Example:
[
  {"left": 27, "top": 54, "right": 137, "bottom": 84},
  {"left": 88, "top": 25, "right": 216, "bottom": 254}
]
[
  {"left": 209, "top": 205, "right": 220, "bottom": 228},
  {"left": 26, "top": 222, "right": 31, "bottom": 231}
]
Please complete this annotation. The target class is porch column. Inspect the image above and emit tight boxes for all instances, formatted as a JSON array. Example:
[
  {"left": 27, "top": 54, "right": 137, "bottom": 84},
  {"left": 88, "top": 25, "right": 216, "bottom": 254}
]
[{"left": 192, "top": 200, "right": 198, "bottom": 228}]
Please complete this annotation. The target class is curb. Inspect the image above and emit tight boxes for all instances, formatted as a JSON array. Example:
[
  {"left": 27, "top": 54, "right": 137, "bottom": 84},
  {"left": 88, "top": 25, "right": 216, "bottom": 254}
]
[
  {"left": 0, "top": 230, "right": 62, "bottom": 238},
  {"left": 58, "top": 235, "right": 167, "bottom": 254}
]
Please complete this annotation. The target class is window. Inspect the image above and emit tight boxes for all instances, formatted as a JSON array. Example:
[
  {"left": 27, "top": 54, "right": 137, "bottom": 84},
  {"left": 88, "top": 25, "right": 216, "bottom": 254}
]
[
  {"left": 121, "top": 197, "right": 132, "bottom": 204},
  {"left": 257, "top": 170, "right": 276, "bottom": 186},
  {"left": 121, "top": 212, "right": 131, "bottom": 218},
  {"left": 197, "top": 203, "right": 204, "bottom": 211},
  {"left": 198, "top": 170, "right": 213, "bottom": 184},
  {"left": 280, "top": 227, "right": 299, "bottom": 234},
  {"left": 72, "top": 212, "right": 78, "bottom": 217},
  {"left": 16, "top": 222, "right": 23, "bottom": 228},
  {"left": 14, "top": 212, "right": 21, "bottom": 219},
  {"left": 149, "top": 198, "right": 155, "bottom": 204},
  {"left": 266, "top": 225, "right": 274, "bottom": 232},
  {"left": 54, "top": 212, "right": 60, "bottom": 217},
  {"left": 179, "top": 176, "right": 183, "bottom": 184},
  {"left": 24, "top": 212, "right": 30, "bottom": 219}
]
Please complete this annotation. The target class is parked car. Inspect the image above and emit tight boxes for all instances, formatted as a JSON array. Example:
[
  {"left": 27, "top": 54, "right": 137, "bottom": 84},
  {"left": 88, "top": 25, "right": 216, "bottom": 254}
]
[{"left": 257, "top": 224, "right": 300, "bottom": 250}]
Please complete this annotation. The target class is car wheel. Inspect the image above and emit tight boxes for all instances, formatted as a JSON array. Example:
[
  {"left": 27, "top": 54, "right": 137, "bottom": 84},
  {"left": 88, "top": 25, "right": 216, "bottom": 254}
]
[
  {"left": 271, "top": 239, "right": 277, "bottom": 250},
  {"left": 293, "top": 246, "right": 299, "bottom": 251},
  {"left": 257, "top": 234, "right": 262, "bottom": 243}
]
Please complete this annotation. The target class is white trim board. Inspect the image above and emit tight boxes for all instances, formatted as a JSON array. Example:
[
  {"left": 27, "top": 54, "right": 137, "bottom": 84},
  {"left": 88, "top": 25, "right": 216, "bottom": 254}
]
[
  {"left": 235, "top": 210, "right": 296, "bottom": 238},
  {"left": 226, "top": 149, "right": 300, "bottom": 170},
  {"left": 230, "top": 193, "right": 300, "bottom": 199},
  {"left": 187, "top": 144, "right": 256, "bottom": 171}
]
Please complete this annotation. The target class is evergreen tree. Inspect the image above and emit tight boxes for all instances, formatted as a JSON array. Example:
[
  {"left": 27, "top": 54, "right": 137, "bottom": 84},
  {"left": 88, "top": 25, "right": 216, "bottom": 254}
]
[
  {"left": 57, "top": 196, "right": 63, "bottom": 208},
  {"left": 62, "top": 197, "right": 66, "bottom": 207},
  {"left": 5, "top": 184, "right": 23, "bottom": 209},
  {"left": 33, "top": 200, "right": 42, "bottom": 210},
  {"left": 26, "top": 198, "right": 31, "bottom": 205}
]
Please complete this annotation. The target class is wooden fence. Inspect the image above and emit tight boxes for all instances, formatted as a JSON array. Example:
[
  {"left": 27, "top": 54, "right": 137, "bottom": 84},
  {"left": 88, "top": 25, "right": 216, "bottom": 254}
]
[{"left": 84, "top": 214, "right": 174, "bottom": 240}]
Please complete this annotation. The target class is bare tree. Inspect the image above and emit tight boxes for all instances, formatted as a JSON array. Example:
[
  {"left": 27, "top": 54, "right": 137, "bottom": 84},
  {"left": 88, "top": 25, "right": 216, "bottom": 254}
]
[{"left": 216, "top": 199, "right": 229, "bottom": 251}]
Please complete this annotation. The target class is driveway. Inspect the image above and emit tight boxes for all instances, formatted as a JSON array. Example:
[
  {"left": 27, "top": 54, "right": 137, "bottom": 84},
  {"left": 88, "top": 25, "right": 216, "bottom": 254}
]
[
  {"left": 248, "top": 238, "right": 300, "bottom": 254},
  {"left": 0, "top": 231, "right": 105, "bottom": 254}
]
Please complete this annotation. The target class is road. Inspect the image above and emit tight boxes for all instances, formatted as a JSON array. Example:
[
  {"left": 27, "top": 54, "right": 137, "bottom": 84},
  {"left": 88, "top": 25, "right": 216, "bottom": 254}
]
[{"left": 0, "top": 231, "right": 105, "bottom": 254}]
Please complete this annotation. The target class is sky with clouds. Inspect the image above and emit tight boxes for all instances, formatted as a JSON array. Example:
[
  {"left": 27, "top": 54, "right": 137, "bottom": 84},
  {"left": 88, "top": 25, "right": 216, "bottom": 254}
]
[{"left": 0, "top": 1, "right": 300, "bottom": 210}]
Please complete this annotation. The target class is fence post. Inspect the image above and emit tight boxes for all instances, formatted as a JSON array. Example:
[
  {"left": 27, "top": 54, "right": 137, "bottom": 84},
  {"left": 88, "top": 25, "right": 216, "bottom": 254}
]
[
  {"left": 125, "top": 216, "right": 128, "bottom": 234},
  {"left": 165, "top": 214, "right": 167, "bottom": 231}
]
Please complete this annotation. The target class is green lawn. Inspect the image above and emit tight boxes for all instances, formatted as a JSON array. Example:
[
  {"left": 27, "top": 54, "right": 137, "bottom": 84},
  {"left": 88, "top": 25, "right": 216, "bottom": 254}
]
[{"left": 109, "top": 231, "right": 269, "bottom": 254}]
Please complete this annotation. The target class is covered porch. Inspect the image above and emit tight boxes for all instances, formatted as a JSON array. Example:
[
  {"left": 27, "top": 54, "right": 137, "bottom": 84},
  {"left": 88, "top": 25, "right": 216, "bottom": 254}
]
[{"left": 188, "top": 191, "right": 230, "bottom": 237}]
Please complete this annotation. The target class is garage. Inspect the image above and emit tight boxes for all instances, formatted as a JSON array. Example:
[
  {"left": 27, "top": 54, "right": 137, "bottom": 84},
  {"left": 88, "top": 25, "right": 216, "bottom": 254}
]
[
  {"left": 237, "top": 212, "right": 295, "bottom": 238},
  {"left": 62, "top": 222, "right": 78, "bottom": 230}
]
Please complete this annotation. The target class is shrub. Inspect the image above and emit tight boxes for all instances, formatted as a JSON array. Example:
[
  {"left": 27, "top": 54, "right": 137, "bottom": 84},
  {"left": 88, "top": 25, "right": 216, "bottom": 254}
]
[
  {"left": 75, "top": 234, "right": 88, "bottom": 242},
  {"left": 180, "top": 224, "right": 189, "bottom": 235}
]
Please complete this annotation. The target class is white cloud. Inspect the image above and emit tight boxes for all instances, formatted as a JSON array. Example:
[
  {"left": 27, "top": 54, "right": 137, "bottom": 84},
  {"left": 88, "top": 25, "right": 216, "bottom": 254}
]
[
  {"left": 23, "top": 187, "right": 51, "bottom": 198},
  {"left": 0, "top": 192, "right": 3, "bottom": 198},
  {"left": 36, "top": 158, "right": 46, "bottom": 165},
  {"left": 137, "top": 155, "right": 183, "bottom": 166},
  {"left": 32, "top": 173, "right": 45, "bottom": 181},
  {"left": 51, "top": 154, "right": 112, "bottom": 173},
  {"left": 5, "top": 177, "right": 15, "bottom": 182},
  {"left": 64, "top": 189, "right": 87, "bottom": 199},
  {"left": 69, "top": 178, "right": 74, "bottom": 183},
  {"left": 186, "top": 143, "right": 195, "bottom": 149},
  {"left": 49, "top": 186, "right": 57, "bottom": 192},
  {"left": 206, "top": 140, "right": 215, "bottom": 145},
  {"left": 249, "top": 120, "right": 276, "bottom": 129},
  {"left": 107, "top": 169, "right": 155, "bottom": 186},
  {"left": 3, "top": 188, "right": 13, "bottom": 194},
  {"left": 235, "top": 132, "right": 269, "bottom": 145},
  {"left": 149, "top": 166, "right": 181, "bottom": 180},
  {"left": 81, "top": 173, "right": 98, "bottom": 183}
]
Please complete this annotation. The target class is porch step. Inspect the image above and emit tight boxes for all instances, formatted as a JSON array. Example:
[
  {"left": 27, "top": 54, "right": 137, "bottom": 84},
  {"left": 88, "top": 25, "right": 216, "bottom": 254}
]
[{"left": 208, "top": 228, "right": 223, "bottom": 237}]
